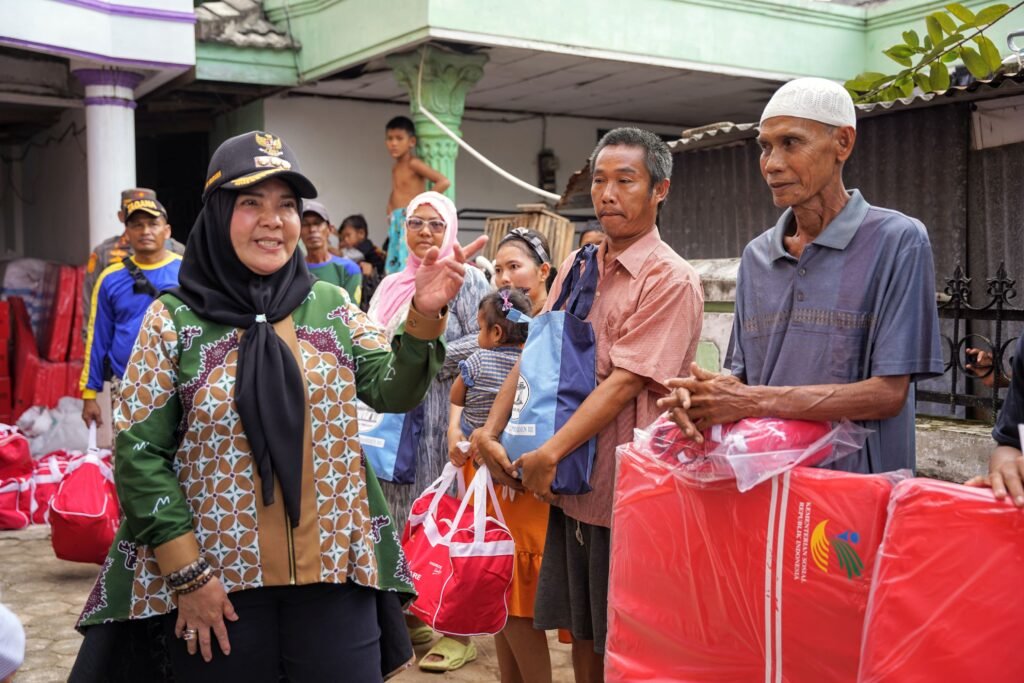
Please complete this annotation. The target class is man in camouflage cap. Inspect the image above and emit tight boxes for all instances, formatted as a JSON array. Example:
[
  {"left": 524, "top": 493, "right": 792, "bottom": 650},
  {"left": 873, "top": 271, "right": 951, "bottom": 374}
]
[{"left": 81, "top": 188, "right": 185, "bottom": 340}]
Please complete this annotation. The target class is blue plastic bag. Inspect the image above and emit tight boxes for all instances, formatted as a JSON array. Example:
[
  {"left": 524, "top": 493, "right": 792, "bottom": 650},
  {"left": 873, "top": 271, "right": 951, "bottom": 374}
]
[
  {"left": 357, "top": 401, "right": 423, "bottom": 484},
  {"left": 503, "top": 245, "right": 599, "bottom": 494}
]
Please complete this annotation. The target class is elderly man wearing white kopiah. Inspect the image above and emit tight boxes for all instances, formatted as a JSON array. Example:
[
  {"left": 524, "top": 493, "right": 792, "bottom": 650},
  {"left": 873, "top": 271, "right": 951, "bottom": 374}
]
[{"left": 660, "top": 77, "right": 943, "bottom": 474}]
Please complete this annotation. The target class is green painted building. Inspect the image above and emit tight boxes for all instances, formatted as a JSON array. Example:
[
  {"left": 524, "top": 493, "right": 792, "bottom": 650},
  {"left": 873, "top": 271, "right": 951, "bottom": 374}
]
[{"left": 185, "top": 0, "right": 1022, "bottom": 211}]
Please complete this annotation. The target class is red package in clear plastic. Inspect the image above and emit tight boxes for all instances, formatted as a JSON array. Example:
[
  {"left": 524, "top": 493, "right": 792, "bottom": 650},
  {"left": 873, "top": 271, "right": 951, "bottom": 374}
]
[
  {"left": 633, "top": 414, "right": 865, "bottom": 490},
  {"left": 42, "top": 265, "right": 76, "bottom": 362},
  {"left": 68, "top": 265, "right": 86, "bottom": 362},
  {"left": 10, "top": 297, "right": 40, "bottom": 420},
  {"left": 858, "top": 479, "right": 1024, "bottom": 682},
  {"left": 66, "top": 360, "right": 84, "bottom": 398},
  {"left": 607, "top": 419, "right": 901, "bottom": 682}
]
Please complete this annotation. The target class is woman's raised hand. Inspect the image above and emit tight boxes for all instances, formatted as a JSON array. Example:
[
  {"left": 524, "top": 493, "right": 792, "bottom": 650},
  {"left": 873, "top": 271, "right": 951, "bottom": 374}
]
[{"left": 412, "top": 236, "right": 488, "bottom": 316}]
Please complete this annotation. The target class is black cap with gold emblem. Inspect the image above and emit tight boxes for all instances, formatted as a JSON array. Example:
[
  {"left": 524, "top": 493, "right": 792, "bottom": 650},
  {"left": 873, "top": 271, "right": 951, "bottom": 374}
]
[{"left": 202, "top": 131, "right": 318, "bottom": 203}]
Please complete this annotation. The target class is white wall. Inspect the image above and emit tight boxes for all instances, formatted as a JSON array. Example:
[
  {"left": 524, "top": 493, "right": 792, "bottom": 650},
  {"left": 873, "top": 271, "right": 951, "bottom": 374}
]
[
  {"left": 3, "top": 0, "right": 195, "bottom": 73},
  {"left": 263, "top": 95, "right": 681, "bottom": 243},
  {"left": 18, "top": 109, "right": 91, "bottom": 264}
]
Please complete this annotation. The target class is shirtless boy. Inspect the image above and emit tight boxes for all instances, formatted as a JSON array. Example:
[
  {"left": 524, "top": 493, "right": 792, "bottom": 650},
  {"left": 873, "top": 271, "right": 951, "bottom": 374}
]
[{"left": 384, "top": 116, "right": 450, "bottom": 273}]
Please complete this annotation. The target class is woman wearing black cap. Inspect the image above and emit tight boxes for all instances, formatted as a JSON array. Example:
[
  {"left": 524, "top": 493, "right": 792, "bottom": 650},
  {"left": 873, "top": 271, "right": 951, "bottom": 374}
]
[{"left": 70, "top": 131, "right": 485, "bottom": 682}]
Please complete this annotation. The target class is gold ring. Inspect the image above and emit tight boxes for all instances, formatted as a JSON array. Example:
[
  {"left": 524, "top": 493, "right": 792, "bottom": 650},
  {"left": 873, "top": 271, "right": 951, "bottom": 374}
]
[{"left": 182, "top": 628, "right": 198, "bottom": 641}]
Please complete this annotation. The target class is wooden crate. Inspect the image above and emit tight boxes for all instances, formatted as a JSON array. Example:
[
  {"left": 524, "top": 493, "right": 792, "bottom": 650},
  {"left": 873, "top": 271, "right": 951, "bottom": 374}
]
[{"left": 483, "top": 203, "right": 575, "bottom": 267}]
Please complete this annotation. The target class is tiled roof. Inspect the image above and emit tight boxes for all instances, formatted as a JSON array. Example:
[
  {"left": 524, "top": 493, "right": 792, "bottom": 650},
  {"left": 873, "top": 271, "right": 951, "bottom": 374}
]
[{"left": 195, "top": 0, "right": 299, "bottom": 50}]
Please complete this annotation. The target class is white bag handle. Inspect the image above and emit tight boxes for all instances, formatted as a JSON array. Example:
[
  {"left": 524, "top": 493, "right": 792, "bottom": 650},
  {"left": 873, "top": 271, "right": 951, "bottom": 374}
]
[
  {"left": 88, "top": 421, "right": 98, "bottom": 453},
  {"left": 424, "top": 463, "right": 462, "bottom": 519},
  {"left": 444, "top": 466, "right": 508, "bottom": 545}
]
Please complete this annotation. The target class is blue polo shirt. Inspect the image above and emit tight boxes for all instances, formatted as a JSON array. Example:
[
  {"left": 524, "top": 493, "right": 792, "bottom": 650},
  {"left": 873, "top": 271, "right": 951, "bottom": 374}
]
[
  {"left": 80, "top": 254, "right": 183, "bottom": 398},
  {"left": 727, "top": 190, "right": 943, "bottom": 473},
  {"left": 993, "top": 335, "right": 1024, "bottom": 449}
]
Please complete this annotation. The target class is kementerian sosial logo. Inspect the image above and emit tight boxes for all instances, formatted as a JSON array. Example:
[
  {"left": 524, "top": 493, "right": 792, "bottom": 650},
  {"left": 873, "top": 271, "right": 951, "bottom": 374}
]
[{"left": 810, "top": 519, "right": 864, "bottom": 579}]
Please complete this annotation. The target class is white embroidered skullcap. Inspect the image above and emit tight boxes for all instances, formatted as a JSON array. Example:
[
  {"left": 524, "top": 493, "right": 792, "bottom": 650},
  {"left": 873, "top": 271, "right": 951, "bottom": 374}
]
[
  {"left": 760, "top": 77, "right": 857, "bottom": 129},
  {"left": 0, "top": 603, "right": 25, "bottom": 680}
]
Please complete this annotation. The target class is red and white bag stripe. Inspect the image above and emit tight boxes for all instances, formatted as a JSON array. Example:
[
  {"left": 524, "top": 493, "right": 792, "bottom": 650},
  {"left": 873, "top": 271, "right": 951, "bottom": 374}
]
[
  {"left": 31, "top": 452, "right": 73, "bottom": 524},
  {"left": 403, "top": 463, "right": 515, "bottom": 637}
]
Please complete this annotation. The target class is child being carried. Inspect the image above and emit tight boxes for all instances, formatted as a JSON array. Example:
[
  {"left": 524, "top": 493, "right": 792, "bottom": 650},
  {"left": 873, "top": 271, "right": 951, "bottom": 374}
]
[{"left": 449, "top": 287, "right": 531, "bottom": 462}]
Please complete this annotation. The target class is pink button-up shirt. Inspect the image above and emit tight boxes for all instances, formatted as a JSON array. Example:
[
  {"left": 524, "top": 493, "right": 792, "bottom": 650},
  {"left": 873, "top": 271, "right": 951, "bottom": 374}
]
[{"left": 545, "top": 227, "right": 703, "bottom": 527}]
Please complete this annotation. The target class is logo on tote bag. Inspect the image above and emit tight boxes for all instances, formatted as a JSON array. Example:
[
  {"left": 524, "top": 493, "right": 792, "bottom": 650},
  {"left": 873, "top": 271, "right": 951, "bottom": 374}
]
[
  {"left": 357, "top": 403, "right": 386, "bottom": 448},
  {"left": 506, "top": 377, "right": 535, "bottom": 435}
]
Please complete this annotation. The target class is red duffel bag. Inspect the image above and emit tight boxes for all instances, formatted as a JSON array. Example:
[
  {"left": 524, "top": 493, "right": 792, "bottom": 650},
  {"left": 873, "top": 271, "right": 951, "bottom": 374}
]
[
  {"left": 49, "top": 452, "right": 119, "bottom": 564},
  {"left": 402, "top": 463, "right": 514, "bottom": 637},
  {"left": 0, "top": 425, "right": 31, "bottom": 479},
  {"left": 858, "top": 479, "right": 1024, "bottom": 682},
  {"left": 0, "top": 475, "right": 32, "bottom": 530}
]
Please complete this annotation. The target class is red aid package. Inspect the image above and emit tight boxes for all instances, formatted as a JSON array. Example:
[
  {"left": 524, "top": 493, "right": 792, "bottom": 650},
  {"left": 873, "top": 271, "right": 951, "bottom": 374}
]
[
  {"left": 858, "top": 479, "right": 1024, "bottom": 683},
  {"left": 402, "top": 463, "right": 514, "bottom": 637},
  {"left": 606, "top": 419, "right": 901, "bottom": 683},
  {"left": 0, "top": 425, "right": 32, "bottom": 479},
  {"left": 636, "top": 414, "right": 864, "bottom": 491},
  {"left": 49, "top": 453, "right": 120, "bottom": 564},
  {"left": 42, "top": 265, "right": 76, "bottom": 363},
  {"left": 0, "top": 476, "right": 33, "bottom": 530}
]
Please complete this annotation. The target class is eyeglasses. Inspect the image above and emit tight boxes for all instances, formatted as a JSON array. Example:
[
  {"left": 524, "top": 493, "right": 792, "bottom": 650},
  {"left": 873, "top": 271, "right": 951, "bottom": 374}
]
[{"left": 405, "top": 217, "right": 447, "bottom": 234}]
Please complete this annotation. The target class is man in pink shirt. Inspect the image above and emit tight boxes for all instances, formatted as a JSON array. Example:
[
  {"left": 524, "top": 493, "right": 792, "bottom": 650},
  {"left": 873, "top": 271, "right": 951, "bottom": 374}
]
[{"left": 476, "top": 127, "right": 703, "bottom": 682}]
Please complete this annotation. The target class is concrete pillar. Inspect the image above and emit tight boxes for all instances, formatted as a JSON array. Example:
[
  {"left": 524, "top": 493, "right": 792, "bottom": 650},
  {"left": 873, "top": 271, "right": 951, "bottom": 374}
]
[
  {"left": 388, "top": 46, "right": 488, "bottom": 200},
  {"left": 72, "top": 68, "right": 143, "bottom": 248}
]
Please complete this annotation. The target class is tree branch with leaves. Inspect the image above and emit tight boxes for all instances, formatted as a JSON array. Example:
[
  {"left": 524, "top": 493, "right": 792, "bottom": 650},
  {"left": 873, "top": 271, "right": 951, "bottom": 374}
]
[{"left": 845, "top": 2, "right": 1018, "bottom": 103}]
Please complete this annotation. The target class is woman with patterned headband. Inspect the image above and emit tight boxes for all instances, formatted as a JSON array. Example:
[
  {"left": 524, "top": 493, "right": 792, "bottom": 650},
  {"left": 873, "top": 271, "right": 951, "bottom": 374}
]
[
  {"left": 70, "top": 131, "right": 486, "bottom": 682},
  {"left": 460, "top": 227, "right": 558, "bottom": 683}
]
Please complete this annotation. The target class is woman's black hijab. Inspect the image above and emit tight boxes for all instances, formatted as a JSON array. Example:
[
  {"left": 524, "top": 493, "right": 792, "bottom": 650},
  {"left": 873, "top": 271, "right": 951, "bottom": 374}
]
[{"left": 170, "top": 187, "right": 313, "bottom": 527}]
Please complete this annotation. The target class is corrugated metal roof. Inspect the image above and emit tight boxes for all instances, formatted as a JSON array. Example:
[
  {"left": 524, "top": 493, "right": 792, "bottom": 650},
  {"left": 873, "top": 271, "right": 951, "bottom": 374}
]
[
  {"left": 668, "top": 122, "right": 759, "bottom": 153},
  {"left": 856, "top": 64, "right": 1024, "bottom": 115},
  {"left": 556, "top": 65, "right": 1024, "bottom": 208}
]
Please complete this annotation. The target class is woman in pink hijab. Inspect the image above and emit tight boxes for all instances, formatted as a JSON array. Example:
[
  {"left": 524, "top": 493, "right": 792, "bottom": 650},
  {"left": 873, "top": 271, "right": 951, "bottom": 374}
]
[
  {"left": 367, "top": 191, "right": 492, "bottom": 672},
  {"left": 369, "top": 192, "right": 468, "bottom": 335}
]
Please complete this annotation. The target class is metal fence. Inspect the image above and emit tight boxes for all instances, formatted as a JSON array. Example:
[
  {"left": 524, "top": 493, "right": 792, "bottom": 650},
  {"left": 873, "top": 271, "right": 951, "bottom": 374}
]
[{"left": 916, "top": 263, "right": 1024, "bottom": 422}]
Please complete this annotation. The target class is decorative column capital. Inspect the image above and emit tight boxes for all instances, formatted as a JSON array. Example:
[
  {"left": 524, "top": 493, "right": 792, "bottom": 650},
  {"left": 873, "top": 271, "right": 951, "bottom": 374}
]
[
  {"left": 388, "top": 46, "right": 488, "bottom": 201},
  {"left": 388, "top": 46, "right": 488, "bottom": 129}
]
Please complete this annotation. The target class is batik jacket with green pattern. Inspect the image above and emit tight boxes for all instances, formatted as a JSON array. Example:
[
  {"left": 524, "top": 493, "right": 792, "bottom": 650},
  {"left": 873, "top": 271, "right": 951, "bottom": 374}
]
[{"left": 78, "top": 280, "right": 443, "bottom": 627}]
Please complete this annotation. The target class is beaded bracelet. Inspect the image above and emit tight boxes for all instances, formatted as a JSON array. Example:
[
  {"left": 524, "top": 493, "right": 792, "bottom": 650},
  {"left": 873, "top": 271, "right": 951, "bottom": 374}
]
[
  {"left": 174, "top": 566, "right": 212, "bottom": 592},
  {"left": 176, "top": 568, "right": 214, "bottom": 595},
  {"left": 166, "top": 557, "right": 211, "bottom": 592}
]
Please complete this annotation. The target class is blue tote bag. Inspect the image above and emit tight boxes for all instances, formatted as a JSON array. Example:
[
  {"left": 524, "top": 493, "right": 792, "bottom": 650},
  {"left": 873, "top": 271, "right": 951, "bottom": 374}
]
[
  {"left": 357, "top": 401, "right": 423, "bottom": 484},
  {"left": 503, "top": 244, "right": 599, "bottom": 495}
]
